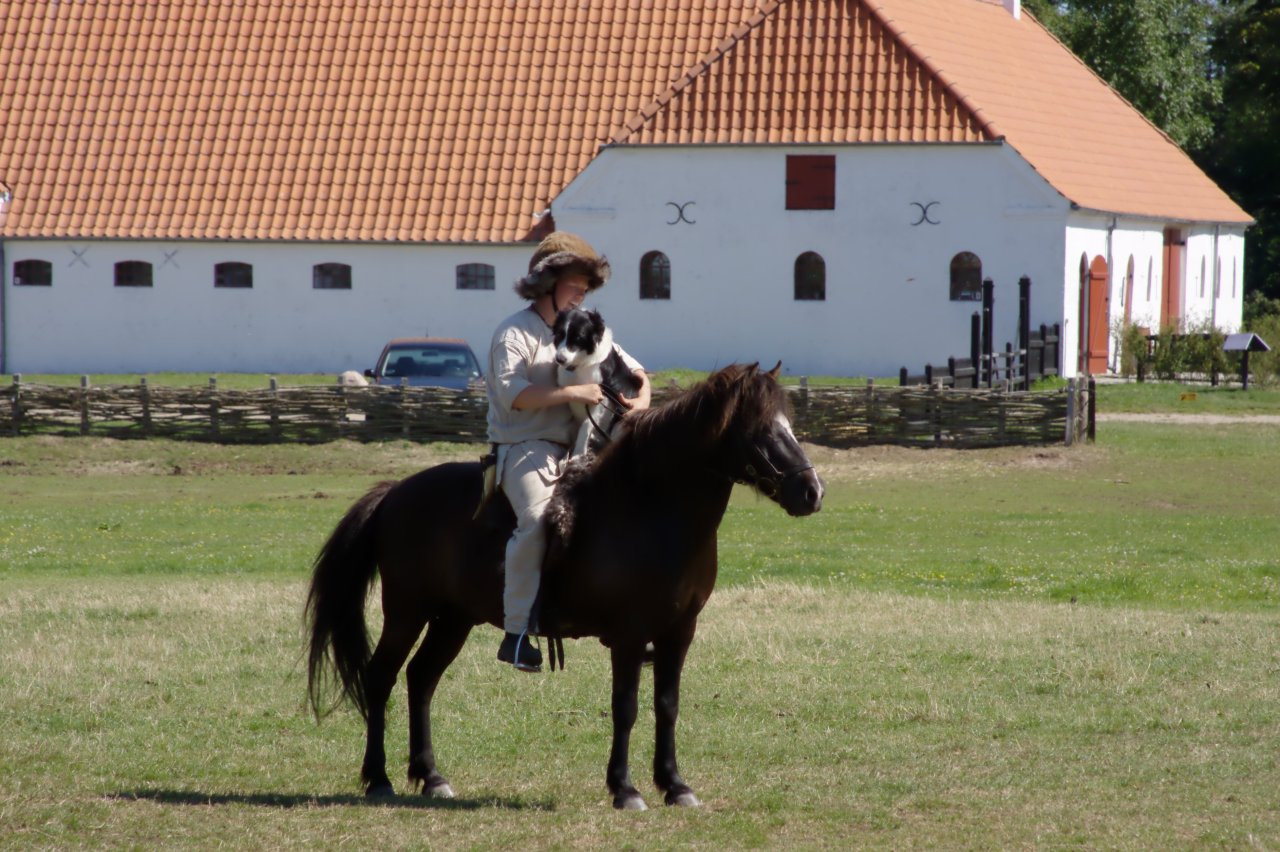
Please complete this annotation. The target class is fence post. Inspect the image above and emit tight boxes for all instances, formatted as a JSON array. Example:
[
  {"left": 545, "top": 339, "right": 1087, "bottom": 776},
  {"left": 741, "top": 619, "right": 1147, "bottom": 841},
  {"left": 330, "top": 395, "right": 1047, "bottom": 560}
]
[
  {"left": 269, "top": 377, "right": 280, "bottom": 441},
  {"left": 400, "top": 377, "right": 411, "bottom": 438},
  {"left": 981, "top": 278, "right": 994, "bottom": 387},
  {"left": 865, "top": 378, "right": 875, "bottom": 440},
  {"left": 798, "top": 375, "right": 809, "bottom": 431},
  {"left": 1038, "top": 323, "right": 1049, "bottom": 380},
  {"left": 929, "top": 380, "right": 942, "bottom": 446},
  {"left": 1087, "top": 376, "right": 1096, "bottom": 442},
  {"left": 140, "top": 377, "right": 152, "bottom": 436},
  {"left": 1019, "top": 276, "right": 1031, "bottom": 390},
  {"left": 970, "top": 312, "right": 981, "bottom": 383},
  {"left": 209, "top": 376, "right": 219, "bottom": 441},
  {"left": 1065, "top": 377, "right": 1077, "bottom": 446},
  {"left": 1005, "top": 342, "right": 1015, "bottom": 390},
  {"left": 899, "top": 367, "right": 908, "bottom": 387},
  {"left": 80, "top": 375, "right": 90, "bottom": 435},
  {"left": 10, "top": 374, "right": 20, "bottom": 437}
]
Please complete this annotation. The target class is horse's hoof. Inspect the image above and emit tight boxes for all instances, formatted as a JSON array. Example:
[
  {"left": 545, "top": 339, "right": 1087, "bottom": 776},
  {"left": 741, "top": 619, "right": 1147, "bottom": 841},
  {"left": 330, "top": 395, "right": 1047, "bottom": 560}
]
[
  {"left": 615, "top": 793, "right": 648, "bottom": 811},
  {"left": 425, "top": 781, "right": 455, "bottom": 799},
  {"left": 667, "top": 791, "right": 701, "bottom": 807},
  {"left": 366, "top": 783, "right": 395, "bottom": 798}
]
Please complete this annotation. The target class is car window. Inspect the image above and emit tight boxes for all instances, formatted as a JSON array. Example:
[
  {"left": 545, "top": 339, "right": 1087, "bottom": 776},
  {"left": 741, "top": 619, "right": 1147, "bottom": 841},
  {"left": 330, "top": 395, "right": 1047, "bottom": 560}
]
[{"left": 381, "top": 346, "right": 480, "bottom": 378}]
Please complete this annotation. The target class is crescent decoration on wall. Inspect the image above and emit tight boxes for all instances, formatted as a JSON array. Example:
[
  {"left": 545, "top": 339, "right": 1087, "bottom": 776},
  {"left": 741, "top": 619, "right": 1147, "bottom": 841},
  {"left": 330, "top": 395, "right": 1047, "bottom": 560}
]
[
  {"left": 910, "top": 201, "right": 941, "bottom": 226},
  {"left": 666, "top": 201, "right": 697, "bottom": 225}
]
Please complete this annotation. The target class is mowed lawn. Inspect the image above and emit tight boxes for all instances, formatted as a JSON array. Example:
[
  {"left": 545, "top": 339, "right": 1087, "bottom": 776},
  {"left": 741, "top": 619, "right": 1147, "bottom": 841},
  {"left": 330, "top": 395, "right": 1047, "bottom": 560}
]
[{"left": 1, "top": 423, "right": 1278, "bottom": 848}]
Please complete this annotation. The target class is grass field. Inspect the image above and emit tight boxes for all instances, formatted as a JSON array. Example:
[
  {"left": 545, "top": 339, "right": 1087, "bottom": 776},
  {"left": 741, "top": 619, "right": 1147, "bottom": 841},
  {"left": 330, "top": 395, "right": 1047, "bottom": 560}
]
[{"left": 2, "top": 424, "right": 1278, "bottom": 847}]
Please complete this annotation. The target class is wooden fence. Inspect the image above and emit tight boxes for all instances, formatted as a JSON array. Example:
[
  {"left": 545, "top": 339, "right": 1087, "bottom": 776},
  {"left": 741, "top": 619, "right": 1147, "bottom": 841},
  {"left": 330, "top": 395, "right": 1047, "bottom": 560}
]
[{"left": 1, "top": 375, "right": 1093, "bottom": 448}]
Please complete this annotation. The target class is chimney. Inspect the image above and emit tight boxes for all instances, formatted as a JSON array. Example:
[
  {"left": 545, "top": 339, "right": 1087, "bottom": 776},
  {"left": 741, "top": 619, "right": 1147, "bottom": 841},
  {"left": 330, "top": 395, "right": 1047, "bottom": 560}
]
[{"left": 1004, "top": 0, "right": 1021, "bottom": 19}]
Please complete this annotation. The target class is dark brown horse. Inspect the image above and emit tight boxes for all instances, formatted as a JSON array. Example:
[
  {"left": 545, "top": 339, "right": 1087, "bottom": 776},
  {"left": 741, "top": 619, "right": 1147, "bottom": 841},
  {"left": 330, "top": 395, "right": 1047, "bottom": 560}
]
[{"left": 305, "top": 363, "right": 823, "bottom": 810}]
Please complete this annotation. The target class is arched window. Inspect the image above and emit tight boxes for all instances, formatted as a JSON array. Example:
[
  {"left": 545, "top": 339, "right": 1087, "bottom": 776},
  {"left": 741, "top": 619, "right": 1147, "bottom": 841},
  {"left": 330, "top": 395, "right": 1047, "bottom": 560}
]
[
  {"left": 639, "top": 251, "right": 670, "bottom": 300},
  {"left": 115, "top": 261, "right": 153, "bottom": 288},
  {"left": 13, "top": 259, "right": 52, "bottom": 286},
  {"left": 313, "top": 262, "right": 352, "bottom": 290},
  {"left": 950, "top": 252, "right": 981, "bottom": 301},
  {"left": 456, "top": 262, "right": 495, "bottom": 290},
  {"left": 794, "top": 252, "right": 825, "bottom": 301},
  {"left": 214, "top": 261, "right": 253, "bottom": 289}
]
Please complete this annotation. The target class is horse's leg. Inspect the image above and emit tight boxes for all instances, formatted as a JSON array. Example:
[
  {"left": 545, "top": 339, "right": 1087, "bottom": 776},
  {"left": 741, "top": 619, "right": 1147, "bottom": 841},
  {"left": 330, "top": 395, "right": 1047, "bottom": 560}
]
[
  {"left": 361, "top": 610, "right": 428, "bottom": 797},
  {"left": 405, "top": 614, "right": 472, "bottom": 798},
  {"left": 653, "top": 616, "right": 701, "bottom": 806},
  {"left": 607, "top": 645, "right": 647, "bottom": 810}
]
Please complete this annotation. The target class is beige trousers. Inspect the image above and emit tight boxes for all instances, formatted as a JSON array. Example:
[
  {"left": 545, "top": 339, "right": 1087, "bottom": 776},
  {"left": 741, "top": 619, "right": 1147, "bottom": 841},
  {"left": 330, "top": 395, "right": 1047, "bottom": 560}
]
[{"left": 498, "top": 439, "right": 566, "bottom": 634}]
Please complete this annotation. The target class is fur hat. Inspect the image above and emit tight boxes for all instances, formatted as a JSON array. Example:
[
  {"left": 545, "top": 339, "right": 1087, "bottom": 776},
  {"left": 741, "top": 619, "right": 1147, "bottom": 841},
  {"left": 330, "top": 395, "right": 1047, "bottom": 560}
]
[{"left": 514, "top": 231, "right": 611, "bottom": 299}]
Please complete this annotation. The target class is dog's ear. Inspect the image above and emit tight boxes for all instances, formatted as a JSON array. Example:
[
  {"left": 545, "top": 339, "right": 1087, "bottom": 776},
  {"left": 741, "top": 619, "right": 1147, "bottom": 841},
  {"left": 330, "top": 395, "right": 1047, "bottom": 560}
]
[
  {"left": 588, "top": 309, "right": 605, "bottom": 335},
  {"left": 766, "top": 361, "right": 782, "bottom": 380}
]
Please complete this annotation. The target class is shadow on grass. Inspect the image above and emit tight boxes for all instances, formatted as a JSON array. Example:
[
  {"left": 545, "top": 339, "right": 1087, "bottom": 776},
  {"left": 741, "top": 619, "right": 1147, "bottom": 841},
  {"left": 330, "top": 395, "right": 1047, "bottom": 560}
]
[{"left": 110, "top": 789, "right": 554, "bottom": 811}]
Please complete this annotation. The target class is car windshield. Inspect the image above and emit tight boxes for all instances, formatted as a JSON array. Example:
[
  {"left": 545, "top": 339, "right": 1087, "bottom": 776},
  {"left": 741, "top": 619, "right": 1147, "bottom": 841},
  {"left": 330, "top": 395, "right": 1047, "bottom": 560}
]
[{"left": 380, "top": 345, "right": 481, "bottom": 379}]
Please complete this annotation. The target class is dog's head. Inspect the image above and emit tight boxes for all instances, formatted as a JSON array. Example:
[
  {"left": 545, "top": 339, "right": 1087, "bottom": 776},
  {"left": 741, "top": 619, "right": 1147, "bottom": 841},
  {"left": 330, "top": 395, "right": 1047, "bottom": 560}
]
[{"left": 553, "top": 308, "right": 608, "bottom": 371}]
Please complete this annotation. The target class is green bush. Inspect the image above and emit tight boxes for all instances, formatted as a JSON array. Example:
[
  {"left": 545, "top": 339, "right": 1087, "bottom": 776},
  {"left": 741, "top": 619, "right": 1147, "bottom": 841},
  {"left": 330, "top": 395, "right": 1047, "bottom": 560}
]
[
  {"left": 1150, "top": 325, "right": 1185, "bottom": 380},
  {"left": 1181, "top": 320, "right": 1228, "bottom": 379},
  {"left": 1244, "top": 310, "right": 1280, "bottom": 388},
  {"left": 1115, "top": 320, "right": 1151, "bottom": 378}
]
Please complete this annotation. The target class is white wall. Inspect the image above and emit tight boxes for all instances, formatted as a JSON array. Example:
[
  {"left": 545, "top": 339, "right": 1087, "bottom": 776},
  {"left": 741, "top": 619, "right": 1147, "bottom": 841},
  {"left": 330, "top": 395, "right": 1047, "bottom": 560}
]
[
  {"left": 1184, "top": 227, "right": 1246, "bottom": 333},
  {"left": 1062, "top": 215, "right": 1245, "bottom": 374},
  {"left": 555, "top": 142, "right": 1069, "bottom": 378},
  {"left": 3, "top": 240, "right": 527, "bottom": 374},
  {"left": 10, "top": 142, "right": 1242, "bottom": 379}
]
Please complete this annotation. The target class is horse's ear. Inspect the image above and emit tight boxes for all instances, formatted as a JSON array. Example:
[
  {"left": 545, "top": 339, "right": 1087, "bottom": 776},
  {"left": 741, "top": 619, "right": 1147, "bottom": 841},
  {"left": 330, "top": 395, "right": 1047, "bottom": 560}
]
[{"left": 766, "top": 361, "right": 782, "bottom": 380}]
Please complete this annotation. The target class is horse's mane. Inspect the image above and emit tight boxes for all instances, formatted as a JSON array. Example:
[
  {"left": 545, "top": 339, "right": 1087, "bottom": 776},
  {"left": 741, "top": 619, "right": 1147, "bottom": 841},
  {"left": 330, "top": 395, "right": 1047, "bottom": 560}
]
[
  {"left": 623, "top": 362, "right": 790, "bottom": 452},
  {"left": 545, "top": 363, "right": 790, "bottom": 543}
]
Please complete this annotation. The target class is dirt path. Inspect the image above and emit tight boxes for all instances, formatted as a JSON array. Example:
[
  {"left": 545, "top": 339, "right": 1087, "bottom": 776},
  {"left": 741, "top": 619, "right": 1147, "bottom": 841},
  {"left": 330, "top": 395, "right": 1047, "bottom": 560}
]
[{"left": 1096, "top": 412, "right": 1280, "bottom": 425}]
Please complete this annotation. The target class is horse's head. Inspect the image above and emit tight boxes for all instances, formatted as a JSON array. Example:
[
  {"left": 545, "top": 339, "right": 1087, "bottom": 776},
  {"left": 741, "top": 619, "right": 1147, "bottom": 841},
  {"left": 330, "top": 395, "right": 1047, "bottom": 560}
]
[{"left": 712, "top": 362, "right": 824, "bottom": 517}]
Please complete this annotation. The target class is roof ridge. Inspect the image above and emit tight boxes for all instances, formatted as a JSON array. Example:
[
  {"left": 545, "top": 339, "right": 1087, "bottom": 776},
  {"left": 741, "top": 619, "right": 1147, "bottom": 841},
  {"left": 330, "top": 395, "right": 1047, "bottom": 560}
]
[
  {"left": 863, "top": 0, "right": 1001, "bottom": 141},
  {"left": 610, "top": 0, "right": 783, "bottom": 145}
]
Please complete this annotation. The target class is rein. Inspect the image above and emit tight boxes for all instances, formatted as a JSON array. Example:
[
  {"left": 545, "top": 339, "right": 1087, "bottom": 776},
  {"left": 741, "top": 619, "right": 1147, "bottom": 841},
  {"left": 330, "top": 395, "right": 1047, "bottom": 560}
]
[
  {"left": 583, "top": 384, "right": 630, "bottom": 447},
  {"left": 710, "top": 442, "right": 814, "bottom": 498}
]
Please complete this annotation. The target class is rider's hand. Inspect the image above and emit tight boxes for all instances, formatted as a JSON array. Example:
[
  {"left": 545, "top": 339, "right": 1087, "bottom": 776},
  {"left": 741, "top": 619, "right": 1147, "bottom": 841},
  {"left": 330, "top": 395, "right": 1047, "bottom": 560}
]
[{"left": 567, "top": 383, "right": 604, "bottom": 405}]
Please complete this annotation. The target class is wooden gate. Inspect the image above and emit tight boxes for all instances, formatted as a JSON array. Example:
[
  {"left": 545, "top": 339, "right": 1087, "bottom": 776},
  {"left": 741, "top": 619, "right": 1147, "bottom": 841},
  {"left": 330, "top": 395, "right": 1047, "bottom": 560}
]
[
  {"left": 1080, "top": 255, "right": 1109, "bottom": 375},
  {"left": 1161, "top": 228, "right": 1184, "bottom": 330}
]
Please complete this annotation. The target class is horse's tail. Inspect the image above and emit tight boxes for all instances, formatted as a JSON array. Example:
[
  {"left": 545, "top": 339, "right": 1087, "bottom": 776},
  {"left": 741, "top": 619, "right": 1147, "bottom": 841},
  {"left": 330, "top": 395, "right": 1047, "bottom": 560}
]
[{"left": 305, "top": 479, "right": 396, "bottom": 721}]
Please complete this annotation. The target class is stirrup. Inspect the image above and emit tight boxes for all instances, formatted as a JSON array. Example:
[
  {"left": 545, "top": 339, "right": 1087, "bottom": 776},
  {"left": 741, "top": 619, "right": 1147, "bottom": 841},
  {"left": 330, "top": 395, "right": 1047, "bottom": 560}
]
[{"left": 515, "top": 631, "right": 542, "bottom": 673}]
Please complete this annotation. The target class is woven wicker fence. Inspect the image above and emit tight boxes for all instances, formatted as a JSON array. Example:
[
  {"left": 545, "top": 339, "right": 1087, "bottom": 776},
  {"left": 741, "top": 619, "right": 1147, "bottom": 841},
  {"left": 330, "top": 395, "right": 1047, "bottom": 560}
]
[{"left": 1, "top": 377, "right": 1088, "bottom": 448}]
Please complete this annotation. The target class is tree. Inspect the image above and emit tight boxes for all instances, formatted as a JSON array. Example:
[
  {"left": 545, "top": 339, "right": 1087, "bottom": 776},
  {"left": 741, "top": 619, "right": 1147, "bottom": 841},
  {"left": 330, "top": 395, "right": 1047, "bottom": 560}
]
[
  {"left": 1024, "top": 0, "right": 1222, "bottom": 150},
  {"left": 1026, "top": 0, "right": 1280, "bottom": 303},
  {"left": 1205, "top": 0, "right": 1280, "bottom": 303}
]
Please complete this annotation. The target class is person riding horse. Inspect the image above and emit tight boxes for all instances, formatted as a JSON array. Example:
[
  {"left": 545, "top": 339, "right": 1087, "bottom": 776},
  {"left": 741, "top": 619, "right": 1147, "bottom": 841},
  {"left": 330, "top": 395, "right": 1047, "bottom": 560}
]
[{"left": 485, "top": 231, "right": 651, "bottom": 671}]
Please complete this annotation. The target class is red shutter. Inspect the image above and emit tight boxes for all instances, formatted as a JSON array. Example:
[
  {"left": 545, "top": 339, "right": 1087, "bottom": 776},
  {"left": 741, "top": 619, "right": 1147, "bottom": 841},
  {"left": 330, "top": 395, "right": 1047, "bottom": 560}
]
[{"left": 786, "top": 155, "right": 836, "bottom": 210}]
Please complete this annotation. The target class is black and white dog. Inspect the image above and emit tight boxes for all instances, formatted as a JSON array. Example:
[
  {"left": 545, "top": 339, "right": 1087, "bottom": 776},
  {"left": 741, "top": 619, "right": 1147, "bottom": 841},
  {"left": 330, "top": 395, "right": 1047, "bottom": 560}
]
[{"left": 552, "top": 308, "right": 643, "bottom": 456}]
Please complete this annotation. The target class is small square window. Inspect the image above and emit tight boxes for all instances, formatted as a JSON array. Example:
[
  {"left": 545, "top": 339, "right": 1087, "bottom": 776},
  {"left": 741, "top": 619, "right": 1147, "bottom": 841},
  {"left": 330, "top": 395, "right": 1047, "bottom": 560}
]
[
  {"left": 313, "top": 263, "right": 352, "bottom": 289},
  {"left": 115, "top": 261, "right": 153, "bottom": 287},
  {"left": 13, "top": 259, "right": 53, "bottom": 286},
  {"left": 215, "top": 261, "right": 253, "bottom": 288},
  {"left": 456, "top": 263, "right": 495, "bottom": 290}
]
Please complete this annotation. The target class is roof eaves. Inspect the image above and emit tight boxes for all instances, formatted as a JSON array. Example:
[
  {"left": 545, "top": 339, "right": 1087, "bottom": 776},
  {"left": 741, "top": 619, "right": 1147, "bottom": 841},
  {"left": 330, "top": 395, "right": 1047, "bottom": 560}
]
[
  {"left": 863, "top": 0, "right": 1002, "bottom": 142},
  {"left": 1068, "top": 202, "right": 1255, "bottom": 228}
]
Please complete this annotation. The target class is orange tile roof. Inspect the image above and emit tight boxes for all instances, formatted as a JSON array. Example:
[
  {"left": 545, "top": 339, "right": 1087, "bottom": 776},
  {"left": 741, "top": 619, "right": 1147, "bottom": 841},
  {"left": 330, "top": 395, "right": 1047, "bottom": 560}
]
[
  {"left": 865, "top": 0, "right": 1251, "bottom": 224},
  {"left": 0, "top": 0, "right": 1249, "bottom": 244}
]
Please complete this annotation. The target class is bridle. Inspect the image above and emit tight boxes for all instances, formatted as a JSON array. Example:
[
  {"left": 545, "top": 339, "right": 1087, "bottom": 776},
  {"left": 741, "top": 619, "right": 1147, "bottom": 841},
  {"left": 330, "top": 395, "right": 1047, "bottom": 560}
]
[
  {"left": 735, "top": 440, "right": 815, "bottom": 498},
  {"left": 707, "top": 431, "right": 814, "bottom": 498}
]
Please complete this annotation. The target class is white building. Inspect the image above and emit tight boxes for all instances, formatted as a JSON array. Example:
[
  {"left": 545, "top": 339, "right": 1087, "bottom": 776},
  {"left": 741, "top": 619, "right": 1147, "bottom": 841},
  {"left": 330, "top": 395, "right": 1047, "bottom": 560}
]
[{"left": 0, "top": 0, "right": 1252, "bottom": 378}]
